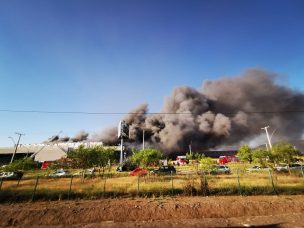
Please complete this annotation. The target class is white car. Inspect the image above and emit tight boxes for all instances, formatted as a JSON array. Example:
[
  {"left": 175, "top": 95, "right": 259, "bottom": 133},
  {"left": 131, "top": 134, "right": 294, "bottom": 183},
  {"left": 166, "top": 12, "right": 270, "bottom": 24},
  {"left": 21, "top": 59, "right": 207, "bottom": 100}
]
[
  {"left": 73, "top": 168, "right": 96, "bottom": 176},
  {"left": 210, "top": 165, "right": 230, "bottom": 174},
  {"left": 0, "top": 171, "right": 23, "bottom": 180},
  {"left": 246, "top": 165, "right": 270, "bottom": 172},
  {"left": 47, "top": 170, "right": 69, "bottom": 177}
]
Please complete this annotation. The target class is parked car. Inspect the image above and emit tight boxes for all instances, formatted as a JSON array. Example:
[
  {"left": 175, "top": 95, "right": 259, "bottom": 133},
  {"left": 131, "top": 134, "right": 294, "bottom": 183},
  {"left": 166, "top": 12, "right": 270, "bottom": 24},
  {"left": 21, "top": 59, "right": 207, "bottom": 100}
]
[
  {"left": 41, "top": 161, "right": 53, "bottom": 169},
  {"left": 129, "top": 167, "right": 148, "bottom": 176},
  {"left": 151, "top": 165, "right": 176, "bottom": 174},
  {"left": 73, "top": 168, "right": 96, "bottom": 176},
  {"left": 289, "top": 163, "right": 303, "bottom": 170},
  {"left": 246, "top": 165, "right": 270, "bottom": 172},
  {"left": 172, "top": 156, "right": 188, "bottom": 165},
  {"left": 47, "top": 169, "right": 69, "bottom": 177},
  {"left": 0, "top": 171, "right": 23, "bottom": 180},
  {"left": 116, "top": 160, "right": 137, "bottom": 172},
  {"left": 275, "top": 163, "right": 288, "bottom": 172},
  {"left": 210, "top": 165, "right": 230, "bottom": 174},
  {"left": 275, "top": 163, "right": 303, "bottom": 172}
]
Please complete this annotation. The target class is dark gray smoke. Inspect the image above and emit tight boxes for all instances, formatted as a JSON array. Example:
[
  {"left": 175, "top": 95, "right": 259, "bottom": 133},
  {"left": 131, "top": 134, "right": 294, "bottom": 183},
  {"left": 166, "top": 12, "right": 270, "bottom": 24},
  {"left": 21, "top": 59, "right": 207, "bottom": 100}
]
[
  {"left": 70, "top": 130, "right": 89, "bottom": 142},
  {"left": 94, "top": 69, "right": 304, "bottom": 154},
  {"left": 46, "top": 130, "right": 88, "bottom": 143},
  {"left": 58, "top": 136, "right": 70, "bottom": 142},
  {"left": 91, "top": 127, "right": 117, "bottom": 144}
]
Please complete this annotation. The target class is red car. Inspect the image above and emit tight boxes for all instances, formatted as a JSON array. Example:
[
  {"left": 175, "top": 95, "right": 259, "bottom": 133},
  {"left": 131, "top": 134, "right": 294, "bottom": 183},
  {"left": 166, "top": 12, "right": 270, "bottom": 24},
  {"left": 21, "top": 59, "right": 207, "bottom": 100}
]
[{"left": 129, "top": 167, "right": 148, "bottom": 176}]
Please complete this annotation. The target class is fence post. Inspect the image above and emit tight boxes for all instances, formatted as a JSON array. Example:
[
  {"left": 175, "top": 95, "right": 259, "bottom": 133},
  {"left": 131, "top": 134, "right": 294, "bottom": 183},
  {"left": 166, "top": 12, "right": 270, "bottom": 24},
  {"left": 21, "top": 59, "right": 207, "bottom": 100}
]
[
  {"left": 171, "top": 171, "right": 174, "bottom": 195},
  {"left": 192, "top": 174, "right": 195, "bottom": 189},
  {"left": 137, "top": 175, "right": 140, "bottom": 195},
  {"left": 68, "top": 176, "right": 74, "bottom": 200},
  {"left": 236, "top": 169, "right": 242, "bottom": 195},
  {"left": 0, "top": 179, "right": 3, "bottom": 191},
  {"left": 268, "top": 169, "right": 277, "bottom": 194},
  {"left": 103, "top": 175, "right": 107, "bottom": 197},
  {"left": 31, "top": 176, "right": 39, "bottom": 201},
  {"left": 16, "top": 176, "right": 22, "bottom": 187},
  {"left": 200, "top": 171, "right": 209, "bottom": 196}
]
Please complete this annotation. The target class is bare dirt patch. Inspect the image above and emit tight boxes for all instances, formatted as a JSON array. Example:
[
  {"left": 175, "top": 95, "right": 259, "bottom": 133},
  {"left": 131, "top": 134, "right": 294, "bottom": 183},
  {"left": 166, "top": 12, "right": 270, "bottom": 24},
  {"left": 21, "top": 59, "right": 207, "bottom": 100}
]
[{"left": 0, "top": 195, "right": 304, "bottom": 227}]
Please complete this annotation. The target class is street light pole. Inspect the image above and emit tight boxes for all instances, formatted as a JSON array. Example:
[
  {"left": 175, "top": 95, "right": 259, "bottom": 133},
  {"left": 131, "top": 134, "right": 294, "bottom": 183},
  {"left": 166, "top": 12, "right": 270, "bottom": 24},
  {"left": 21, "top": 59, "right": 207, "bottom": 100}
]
[
  {"left": 10, "top": 132, "right": 25, "bottom": 164},
  {"left": 8, "top": 136, "right": 16, "bottom": 147},
  {"left": 261, "top": 126, "right": 272, "bottom": 149}
]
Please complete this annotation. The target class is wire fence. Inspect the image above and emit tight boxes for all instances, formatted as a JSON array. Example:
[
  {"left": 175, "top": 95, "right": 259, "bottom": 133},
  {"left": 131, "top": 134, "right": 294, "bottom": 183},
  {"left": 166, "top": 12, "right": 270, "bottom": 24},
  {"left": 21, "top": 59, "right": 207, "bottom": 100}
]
[{"left": 0, "top": 169, "right": 303, "bottom": 202}]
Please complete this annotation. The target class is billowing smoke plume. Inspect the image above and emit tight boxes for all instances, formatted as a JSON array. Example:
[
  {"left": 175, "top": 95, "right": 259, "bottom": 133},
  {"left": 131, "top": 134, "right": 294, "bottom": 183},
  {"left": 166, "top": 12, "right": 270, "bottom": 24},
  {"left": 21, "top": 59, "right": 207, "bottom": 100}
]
[
  {"left": 98, "top": 69, "right": 304, "bottom": 154},
  {"left": 46, "top": 130, "right": 88, "bottom": 143},
  {"left": 70, "top": 130, "right": 89, "bottom": 142}
]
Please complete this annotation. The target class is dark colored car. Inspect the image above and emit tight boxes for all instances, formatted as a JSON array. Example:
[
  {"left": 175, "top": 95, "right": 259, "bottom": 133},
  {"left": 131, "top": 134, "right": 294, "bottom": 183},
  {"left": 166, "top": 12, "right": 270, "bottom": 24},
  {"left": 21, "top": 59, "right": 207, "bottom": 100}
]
[
  {"left": 116, "top": 160, "right": 137, "bottom": 172},
  {"left": 0, "top": 171, "right": 23, "bottom": 180},
  {"left": 152, "top": 166, "right": 176, "bottom": 174},
  {"left": 275, "top": 163, "right": 303, "bottom": 172}
]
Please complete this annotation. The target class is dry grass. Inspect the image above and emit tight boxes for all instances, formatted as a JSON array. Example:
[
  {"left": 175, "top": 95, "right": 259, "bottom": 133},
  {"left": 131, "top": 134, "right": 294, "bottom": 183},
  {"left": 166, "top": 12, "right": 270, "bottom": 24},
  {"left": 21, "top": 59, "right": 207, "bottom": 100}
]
[{"left": 0, "top": 166, "right": 303, "bottom": 202}]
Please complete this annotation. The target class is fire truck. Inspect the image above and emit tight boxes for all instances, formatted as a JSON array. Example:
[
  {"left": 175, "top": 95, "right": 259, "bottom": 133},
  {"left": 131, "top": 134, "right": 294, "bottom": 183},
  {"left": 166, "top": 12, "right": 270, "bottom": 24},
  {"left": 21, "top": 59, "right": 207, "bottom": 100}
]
[{"left": 217, "top": 155, "right": 240, "bottom": 165}]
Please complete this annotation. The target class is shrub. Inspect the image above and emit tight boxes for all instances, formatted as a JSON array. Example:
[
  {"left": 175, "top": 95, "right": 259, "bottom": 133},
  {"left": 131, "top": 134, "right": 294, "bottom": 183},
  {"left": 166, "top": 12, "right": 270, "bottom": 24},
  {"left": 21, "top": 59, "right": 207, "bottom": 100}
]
[{"left": 2, "top": 157, "right": 38, "bottom": 171}]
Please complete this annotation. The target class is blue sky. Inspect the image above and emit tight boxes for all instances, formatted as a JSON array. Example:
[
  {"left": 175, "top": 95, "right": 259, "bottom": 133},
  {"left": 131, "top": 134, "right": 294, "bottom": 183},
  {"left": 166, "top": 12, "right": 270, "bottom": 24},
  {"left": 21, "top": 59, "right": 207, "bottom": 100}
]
[{"left": 0, "top": 0, "right": 304, "bottom": 146}]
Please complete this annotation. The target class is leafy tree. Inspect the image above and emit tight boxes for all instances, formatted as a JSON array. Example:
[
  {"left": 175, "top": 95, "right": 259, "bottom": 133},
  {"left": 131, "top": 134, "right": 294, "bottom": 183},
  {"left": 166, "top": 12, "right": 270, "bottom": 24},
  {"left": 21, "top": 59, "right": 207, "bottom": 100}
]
[
  {"left": 271, "top": 142, "right": 299, "bottom": 164},
  {"left": 3, "top": 157, "right": 38, "bottom": 171},
  {"left": 68, "top": 145, "right": 115, "bottom": 169},
  {"left": 237, "top": 144, "right": 253, "bottom": 163},
  {"left": 199, "top": 157, "right": 215, "bottom": 172},
  {"left": 186, "top": 152, "right": 203, "bottom": 161},
  {"left": 49, "top": 157, "right": 76, "bottom": 170},
  {"left": 252, "top": 148, "right": 271, "bottom": 167},
  {"left": 131, "top": 148, "right": 163, "bottom": 167}
]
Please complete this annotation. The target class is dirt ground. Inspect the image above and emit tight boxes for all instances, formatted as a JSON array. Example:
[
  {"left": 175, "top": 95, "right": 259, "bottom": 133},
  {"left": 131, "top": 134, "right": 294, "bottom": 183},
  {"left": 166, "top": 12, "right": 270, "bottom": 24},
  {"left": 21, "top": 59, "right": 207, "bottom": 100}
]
[{"left": 0, "top": 195, "right": 304, "bottom": 227}]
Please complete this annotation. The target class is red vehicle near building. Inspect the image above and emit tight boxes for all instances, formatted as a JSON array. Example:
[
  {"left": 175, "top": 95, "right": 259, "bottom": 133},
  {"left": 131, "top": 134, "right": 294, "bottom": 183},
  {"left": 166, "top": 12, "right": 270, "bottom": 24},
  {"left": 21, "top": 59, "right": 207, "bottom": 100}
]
[
  {"left": 217, "top": 155, "right": 240, "bottom": 165},
  {"left": 41, "top": 161, "right": 53, "bottom": 169},
  {"left": 173, "top": 156, "right": 188, "bottom": 165}
]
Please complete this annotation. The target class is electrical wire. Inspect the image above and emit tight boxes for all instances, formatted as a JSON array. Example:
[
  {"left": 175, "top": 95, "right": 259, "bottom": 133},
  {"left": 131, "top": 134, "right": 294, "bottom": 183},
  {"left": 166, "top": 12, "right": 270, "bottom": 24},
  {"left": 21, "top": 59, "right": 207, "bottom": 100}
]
[{"left": 1, "top": 109, "right": 304, "bottom": 115}]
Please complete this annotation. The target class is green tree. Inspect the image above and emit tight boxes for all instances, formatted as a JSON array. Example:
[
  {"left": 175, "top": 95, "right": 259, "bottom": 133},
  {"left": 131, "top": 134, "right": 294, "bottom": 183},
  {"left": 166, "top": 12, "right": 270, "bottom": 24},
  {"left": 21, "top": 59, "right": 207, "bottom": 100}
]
[
  {"left": 186, "top": 152, "right": 203, "bottom": 161},
  {"left": 131, "top": 148, "right": 163, "bottom": 167},
  {"left": 3, "top": 157, "right": 38, "bottom": 171},
  {"left": 199, "top": 157, "right": 215, "bottom": 172},
  {"left": 237, "top": 144, "right": 253, "bottom": 163},
  {"left": 68, "top": 145, "right": 115, "bottom": 169},
  {"left": 271, "top": 142, "right": 299, "bottom": 164},
  {"left": 94, "top": 146, "right": 115, "bottom": 172},
  {"left": 252, "top": 148, "right": 271, "bottom": 167}
]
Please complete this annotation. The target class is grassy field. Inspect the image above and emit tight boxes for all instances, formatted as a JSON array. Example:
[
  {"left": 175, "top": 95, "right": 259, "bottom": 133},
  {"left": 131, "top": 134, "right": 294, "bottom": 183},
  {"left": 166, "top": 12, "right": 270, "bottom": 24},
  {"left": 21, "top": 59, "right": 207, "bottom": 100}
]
[{"left": 0, "top": 163, "right": 303, "bottom": 203}]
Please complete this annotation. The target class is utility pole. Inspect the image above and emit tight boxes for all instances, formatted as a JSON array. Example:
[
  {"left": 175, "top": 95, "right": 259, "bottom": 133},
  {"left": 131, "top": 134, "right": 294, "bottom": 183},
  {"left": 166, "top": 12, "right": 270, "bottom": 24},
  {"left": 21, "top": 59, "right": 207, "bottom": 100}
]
[
  {"left": 189, "top": 141, "right": 192, "bottom": 156},
  {"left": 261, "top": 126, "right": 272, "bottom": 149},
  {"left": 118, "top": 120, "right": 129, "bottom": 165},
  {"left": 265, "top": 143, "right": 269, "bottom": 151},
  {"left": 142, "top": 129, "right": 145, "bottom": 150},
  {"left": 10, "top": 132, "right": 25, "bottom": 164},
  {"left": 120, "top": 137, "right": 123, "bottom": 164}
]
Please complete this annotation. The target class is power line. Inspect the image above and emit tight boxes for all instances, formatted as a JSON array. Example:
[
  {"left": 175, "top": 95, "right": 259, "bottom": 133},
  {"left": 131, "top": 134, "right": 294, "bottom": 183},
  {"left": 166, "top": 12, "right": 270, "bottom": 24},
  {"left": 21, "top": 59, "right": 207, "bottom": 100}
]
[{"left": 1, "top": 109, "right": 304, "bottom": 115}]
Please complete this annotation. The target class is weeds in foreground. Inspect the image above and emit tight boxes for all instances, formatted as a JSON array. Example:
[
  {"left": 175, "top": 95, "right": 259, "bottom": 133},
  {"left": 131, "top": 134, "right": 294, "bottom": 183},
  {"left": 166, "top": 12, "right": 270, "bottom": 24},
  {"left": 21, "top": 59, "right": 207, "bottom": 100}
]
[{"left": 0, "top": 171, "right": 303, "bottom": 203}]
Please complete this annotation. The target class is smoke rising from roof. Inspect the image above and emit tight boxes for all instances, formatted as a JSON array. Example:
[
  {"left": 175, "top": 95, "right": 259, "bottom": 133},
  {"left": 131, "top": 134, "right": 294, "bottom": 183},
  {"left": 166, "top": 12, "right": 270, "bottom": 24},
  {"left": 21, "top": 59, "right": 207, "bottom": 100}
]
[
  {"left": 44, "top": 69, "right": 304, "bottom": 154},
  {"left": 46, "top": 130, "right": 88, "bottom": 144},
  {"left": 98, "top": 69, "right": 304, "bottom": 154}
]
